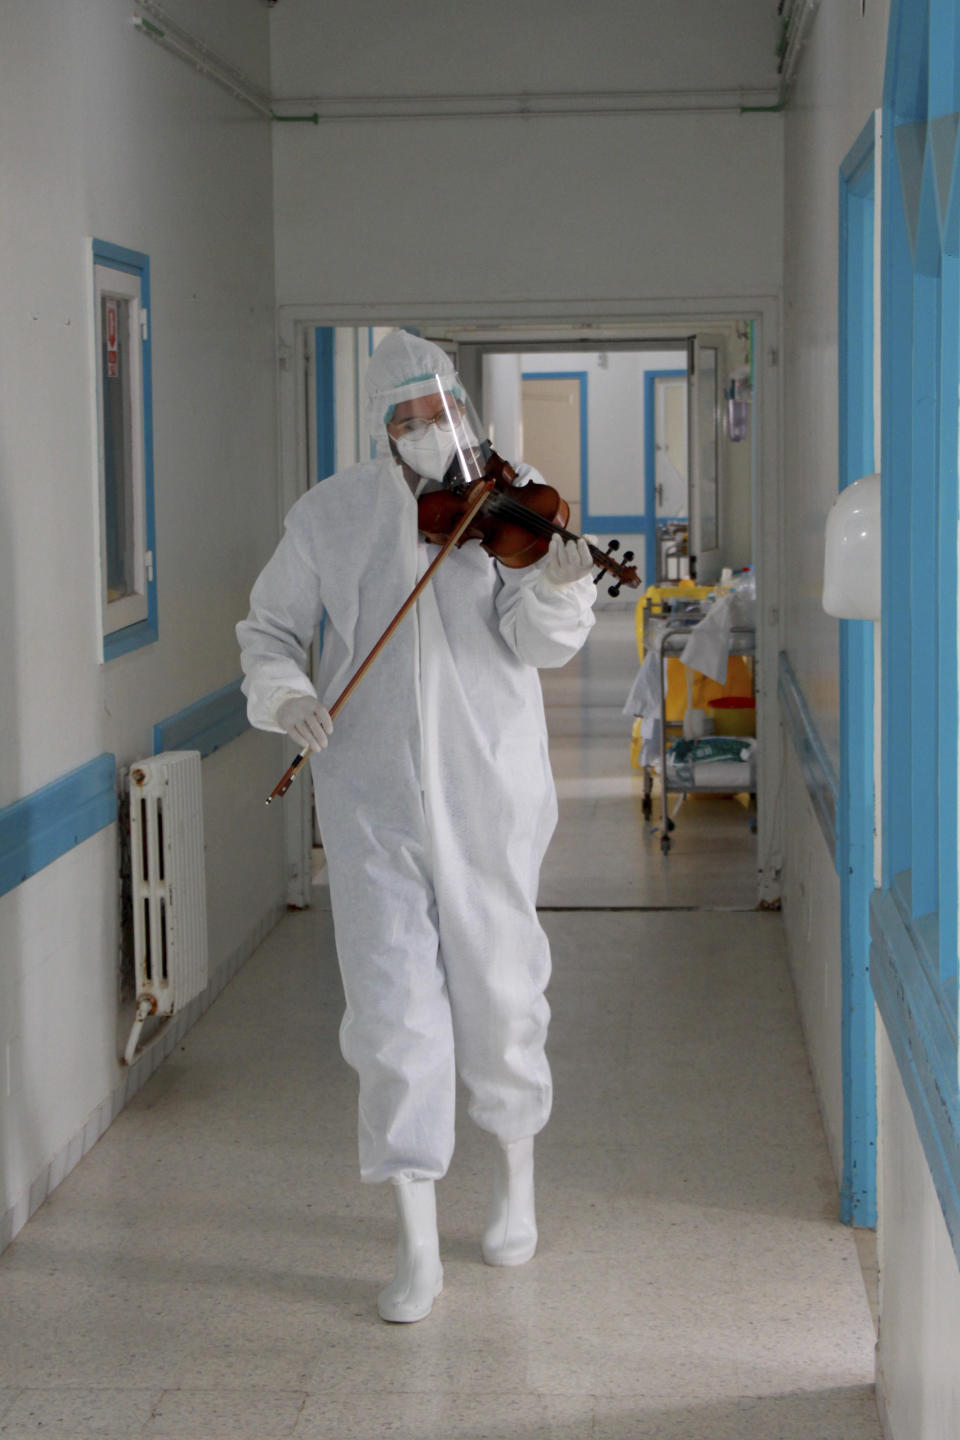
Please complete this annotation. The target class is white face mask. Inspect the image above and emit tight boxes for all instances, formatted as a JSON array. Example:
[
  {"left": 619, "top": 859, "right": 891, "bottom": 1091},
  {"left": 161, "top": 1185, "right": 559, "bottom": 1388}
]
[{"left": 394, "top": 426, "right": 459, "bottom": 484}]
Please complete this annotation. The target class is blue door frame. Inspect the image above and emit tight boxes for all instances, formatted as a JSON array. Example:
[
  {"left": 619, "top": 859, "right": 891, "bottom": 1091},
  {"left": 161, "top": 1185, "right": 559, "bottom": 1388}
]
[
  {"left": 315, "top": 327, "right": 337, "bottom": 480},
  {"left": 838, "top": 117, "right": 879, "bottom": 1227},
  {"left": 868, "top": 0, "right": 960, "bottom": 1266}
]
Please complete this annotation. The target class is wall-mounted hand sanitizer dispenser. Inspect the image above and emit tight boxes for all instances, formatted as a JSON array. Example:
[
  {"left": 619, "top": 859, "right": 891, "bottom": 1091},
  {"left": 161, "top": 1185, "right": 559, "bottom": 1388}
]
[{"left": 822, "top": 473, "right": 881, "bottom": 621}]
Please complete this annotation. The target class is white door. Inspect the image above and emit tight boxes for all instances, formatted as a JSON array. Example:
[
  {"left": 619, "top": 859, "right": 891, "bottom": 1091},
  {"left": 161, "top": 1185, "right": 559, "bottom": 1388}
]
[
  {"left": 654, "top": 375, "right": 688, "bottom": 519},
  {"left": 688, "top": 334, "right": 724, "bottom": 584},
  {"left": 521, "top": 375, "right": 583, "bottom": 533}
]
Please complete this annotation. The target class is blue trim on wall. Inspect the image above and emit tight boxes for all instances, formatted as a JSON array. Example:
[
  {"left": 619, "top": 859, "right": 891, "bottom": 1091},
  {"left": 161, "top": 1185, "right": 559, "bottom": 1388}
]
[
  {"left": 0, "top": 755, "right": 117, "bottom": 900},
  {"left": 315, "top": 327, "right": 337, "bottom": 481},
  {"left": 583, "top": 515, "right": 647, "bottom": 533},
  {"left": 937, "top": 249, "right": 960, "bottom": 1015},
  {"left": 93, "top": 239, "right": 158, "bottom": 660},
  {"left": 840, "top": 621, "right": 878, "bottom": 1226},
  {"left": 153, "top": 680, "right": 249, "bottom": 759},
  {"left": 837, "top": 114, "right": 879, "bottom": 1230},
  {"left": 644, "top": 369, "right": 687, "bottom": 586},
  {"left": 872, "top": 886, "right": 960, "bottom": 1264},
  {"left": 91, "top": 239, "right": 146, "bottom": 276},
  {"left": 871, "top": 0, "right": 960, "bottom": 1268},
  {"left": 778, "top": 651, "right": 840, "bottom": 863}
]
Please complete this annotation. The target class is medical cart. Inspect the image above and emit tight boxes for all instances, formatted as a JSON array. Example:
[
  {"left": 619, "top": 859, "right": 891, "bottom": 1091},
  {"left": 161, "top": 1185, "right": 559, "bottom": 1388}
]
[{"left": 651, "top": 620, "right": 756, "bottom": 853}]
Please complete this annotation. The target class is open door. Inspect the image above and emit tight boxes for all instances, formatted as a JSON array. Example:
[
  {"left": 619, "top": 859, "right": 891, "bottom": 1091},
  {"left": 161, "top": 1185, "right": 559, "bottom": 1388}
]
[
  {"left": 687, "top": 334, "right": 724, "bottom": 584},
  {"left": 652, "top": 371, "right": 688, "bottom": 582}
]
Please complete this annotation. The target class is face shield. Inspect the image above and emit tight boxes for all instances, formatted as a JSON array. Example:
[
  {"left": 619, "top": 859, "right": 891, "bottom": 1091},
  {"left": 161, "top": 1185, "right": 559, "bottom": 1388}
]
[{"left": 385, "top": 378, "right": 491, "bottom": 493}]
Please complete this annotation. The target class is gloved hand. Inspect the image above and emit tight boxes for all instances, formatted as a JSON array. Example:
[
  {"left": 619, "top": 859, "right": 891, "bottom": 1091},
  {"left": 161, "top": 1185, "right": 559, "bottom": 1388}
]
[
  {"left": 541, "top": 533, "right": 596, "bottom": 588},
  {"left": 275, "top": 695, "right": 334, "bottom": 751}
]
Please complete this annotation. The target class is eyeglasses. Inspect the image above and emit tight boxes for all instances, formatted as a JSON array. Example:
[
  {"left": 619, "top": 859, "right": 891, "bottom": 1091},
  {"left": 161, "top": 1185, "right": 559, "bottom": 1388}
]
[{"left": 388, "top": 403, "right": 465, "bottom": 441}]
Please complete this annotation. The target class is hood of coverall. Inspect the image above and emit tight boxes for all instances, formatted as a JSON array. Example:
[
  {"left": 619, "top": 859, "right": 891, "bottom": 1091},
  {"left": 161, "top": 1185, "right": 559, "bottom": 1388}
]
[{"left": 365, "top": 331, "right": 467, "bottom": 459}]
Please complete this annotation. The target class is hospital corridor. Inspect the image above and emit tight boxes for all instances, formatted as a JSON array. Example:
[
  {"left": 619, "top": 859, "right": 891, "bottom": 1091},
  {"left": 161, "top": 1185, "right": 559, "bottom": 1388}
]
[
  {"left": 6, "top": 1, "right": 960, "bottom": 1438},
  {"left": 0, "top": 611, "right": 880, "bottom": 1439}
]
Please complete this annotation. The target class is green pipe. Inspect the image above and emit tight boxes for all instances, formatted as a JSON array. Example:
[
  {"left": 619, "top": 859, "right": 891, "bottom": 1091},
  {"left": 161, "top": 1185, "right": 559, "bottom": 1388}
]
[{"left": 271, "top": 112, "right": 320, "bottom": 124}]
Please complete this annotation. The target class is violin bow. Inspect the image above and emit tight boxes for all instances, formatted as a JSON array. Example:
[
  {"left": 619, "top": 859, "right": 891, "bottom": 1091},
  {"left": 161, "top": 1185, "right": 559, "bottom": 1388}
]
[{"left": 265, "top": 479, "right": 495, "bottom": 803}]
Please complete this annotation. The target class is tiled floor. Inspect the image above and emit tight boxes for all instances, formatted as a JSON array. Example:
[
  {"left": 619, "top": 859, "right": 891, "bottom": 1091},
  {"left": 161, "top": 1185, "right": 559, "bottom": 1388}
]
[{"left": 0, "top": 610, "right": 880, "bottom": 1438}]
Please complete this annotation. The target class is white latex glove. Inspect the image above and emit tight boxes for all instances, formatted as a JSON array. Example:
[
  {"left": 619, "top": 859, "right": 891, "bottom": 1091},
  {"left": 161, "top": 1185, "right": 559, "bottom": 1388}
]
[
  {"left": 275, "top": 695, "right": 333, "bottom": 751},
  {"left": 542, "top": 533, "right": 596, "bottom": 588}
]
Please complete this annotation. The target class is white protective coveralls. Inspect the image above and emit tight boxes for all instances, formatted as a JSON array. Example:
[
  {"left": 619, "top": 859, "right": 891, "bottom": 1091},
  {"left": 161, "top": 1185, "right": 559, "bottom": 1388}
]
[{"left": 237, "top": 332, "right": 596, "bottom": 1184}]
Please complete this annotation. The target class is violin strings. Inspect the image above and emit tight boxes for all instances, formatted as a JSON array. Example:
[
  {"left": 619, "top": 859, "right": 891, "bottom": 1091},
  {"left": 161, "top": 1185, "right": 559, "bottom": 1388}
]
[
  {"left": 485, "top": 491, "right": 578, "bottom": 543},
  {"left": 482, "top": 490, "right": 627, "bottom": 573}
]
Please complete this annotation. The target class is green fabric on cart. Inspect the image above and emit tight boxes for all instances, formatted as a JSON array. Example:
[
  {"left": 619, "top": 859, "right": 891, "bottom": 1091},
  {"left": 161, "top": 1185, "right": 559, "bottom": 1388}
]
[{"left": 670, "top": 737, "right": 754, "bottom": 766}]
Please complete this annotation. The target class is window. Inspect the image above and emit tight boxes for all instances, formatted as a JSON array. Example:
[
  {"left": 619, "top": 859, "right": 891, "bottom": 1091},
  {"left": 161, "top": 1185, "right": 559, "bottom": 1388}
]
[
  {"left": 92, "top": 241, "right": 156, "bottom": 658},
  {"left": 870, "top": 0, "right": 960, "bottom": 1260}
]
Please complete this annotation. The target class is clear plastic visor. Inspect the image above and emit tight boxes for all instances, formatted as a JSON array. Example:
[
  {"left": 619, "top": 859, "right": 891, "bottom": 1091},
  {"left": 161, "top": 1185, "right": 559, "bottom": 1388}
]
[{"left": 385, "top": 373, "right": 490, "bottom": 488}]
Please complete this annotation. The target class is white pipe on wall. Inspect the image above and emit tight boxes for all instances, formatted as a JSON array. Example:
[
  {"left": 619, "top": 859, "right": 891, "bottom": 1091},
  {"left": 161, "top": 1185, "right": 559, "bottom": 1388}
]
[
  {"left": 132, "top": 4, "right": 273, "bottom": 120},
  {"left": 271, "top": 87, "right": 782, "bottom": 123}
]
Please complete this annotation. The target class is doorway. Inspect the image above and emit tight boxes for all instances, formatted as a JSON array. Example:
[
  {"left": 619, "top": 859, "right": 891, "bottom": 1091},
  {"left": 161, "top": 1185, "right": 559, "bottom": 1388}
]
[{"left": 279, "top": 307, "right": 781, "bottom": 908}]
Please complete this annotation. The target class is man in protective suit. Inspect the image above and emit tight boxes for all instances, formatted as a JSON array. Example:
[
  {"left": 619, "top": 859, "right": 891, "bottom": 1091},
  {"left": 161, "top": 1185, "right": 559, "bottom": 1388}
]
[{"left": 237, "top": 331, "right": 596, "bottom": 1322}]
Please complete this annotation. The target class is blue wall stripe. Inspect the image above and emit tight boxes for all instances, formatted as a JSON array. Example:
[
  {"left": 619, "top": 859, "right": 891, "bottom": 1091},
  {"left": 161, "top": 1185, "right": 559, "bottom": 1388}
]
[
  {"left": 153, "top": 680, "right": 249, "bottom": 759},
  {"left": 644, "top": 369, "right": 687, "bottom": 585},
  {"left": 778, "top": 651, "right": 840, "bottom": 863},
  {"left": 583, "top": 515, "right": 647, "bottom": 533},
  {"left": 0, "top": 754, "right": 117, "bottom": 900}
]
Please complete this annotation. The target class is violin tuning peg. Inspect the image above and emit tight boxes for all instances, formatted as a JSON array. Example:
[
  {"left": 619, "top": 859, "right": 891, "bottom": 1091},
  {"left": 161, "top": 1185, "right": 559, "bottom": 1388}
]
[
  {"left": 606, "top": 539, "right": 621, "bottom": 553},
  {"left": 608, "top": 583, "right": 622, "bottom": 598},
  {"left": 623, "top": 550, "right": 634, "bottom": 563}
]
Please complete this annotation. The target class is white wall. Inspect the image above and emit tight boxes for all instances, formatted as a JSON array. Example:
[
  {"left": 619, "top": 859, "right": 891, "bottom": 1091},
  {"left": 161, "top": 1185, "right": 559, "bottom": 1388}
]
[
  {"left": 0, "top": 1, "right": 285, "bottom": 1242},
  {"left": 780, "top": 0, "right": 889, "bottom": 1174},
  {"left": 782, "top": 4, "right": 888, "bottom": 771},
  {"left": 273, "top": 109, "right": 782, "bottom": 313},
  {"left": 876, "top": 1022, "right": 960, "bottom": 1440},
  {"left": 780, "top": 749, "right": 844, "bottom": 1180},
  {"left": 269, "top": 1, "right": 783, "bottom": 315},
  {"left": 270, "top": 0, "right": 781, "bottom": 101},
  {"left": 483, "top": 353, "right": 524, "bottom": 463}
]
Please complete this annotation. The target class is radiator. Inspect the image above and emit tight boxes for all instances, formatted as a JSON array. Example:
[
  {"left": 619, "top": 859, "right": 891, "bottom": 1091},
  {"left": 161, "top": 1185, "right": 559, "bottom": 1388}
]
[{"left": 124, "top": 751, "right": 208, "bottom": 1065}]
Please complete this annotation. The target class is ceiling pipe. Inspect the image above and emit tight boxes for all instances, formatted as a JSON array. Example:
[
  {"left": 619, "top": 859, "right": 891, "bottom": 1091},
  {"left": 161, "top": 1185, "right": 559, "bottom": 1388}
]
[
  {"left": 270, "top": 88, "right": 782, "bottom": 124},
  {"left": 131, "top": 4, "right": 318, "bottom": 123},
  {"left": 130, "top": 1, "right": 791, "bottom": 127}
]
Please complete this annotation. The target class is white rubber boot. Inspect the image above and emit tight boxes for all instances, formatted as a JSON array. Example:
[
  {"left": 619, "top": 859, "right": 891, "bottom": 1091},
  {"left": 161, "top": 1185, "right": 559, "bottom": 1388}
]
[
  {"left": 482, "top": 1136, "right": 538, "bottom": 1267},
  {"left": 377, "top": 1179, "right": 443, "bottom": 1323}
]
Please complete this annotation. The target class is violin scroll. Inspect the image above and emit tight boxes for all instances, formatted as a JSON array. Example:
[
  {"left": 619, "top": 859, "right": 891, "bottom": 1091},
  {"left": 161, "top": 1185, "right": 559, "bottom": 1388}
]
[{"left": 592, "top": 538, "right": 638, "bottom": 595}]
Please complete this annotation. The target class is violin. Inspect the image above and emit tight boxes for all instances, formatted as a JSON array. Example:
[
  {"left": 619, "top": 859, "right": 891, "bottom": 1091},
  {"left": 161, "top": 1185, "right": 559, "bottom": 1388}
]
[
  {"left": 417, "top": 445, "right": 641, "bottom": 596},
  {"left": 265, "top": 445, "right": 640, "bottom": 803}
]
